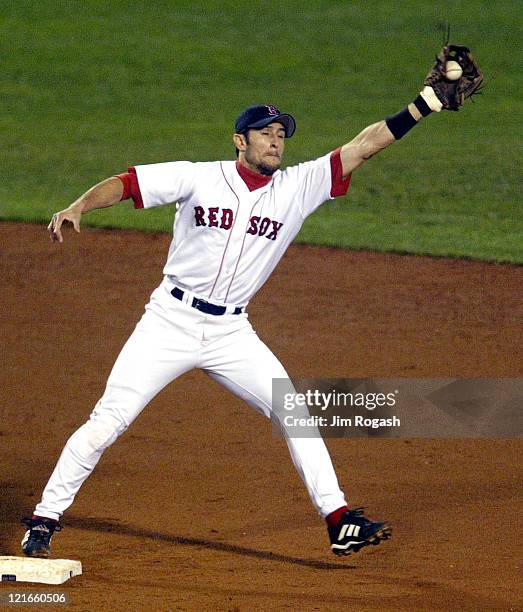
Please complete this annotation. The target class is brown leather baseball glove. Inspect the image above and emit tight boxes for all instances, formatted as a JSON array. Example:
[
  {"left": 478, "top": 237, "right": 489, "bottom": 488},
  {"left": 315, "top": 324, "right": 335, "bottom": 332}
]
[{"left": 424, "top": 44, "right": 484, "bottom": 111}]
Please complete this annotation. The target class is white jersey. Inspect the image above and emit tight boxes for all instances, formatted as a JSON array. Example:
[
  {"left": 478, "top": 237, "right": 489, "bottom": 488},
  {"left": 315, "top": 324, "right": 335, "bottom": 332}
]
[{"left": 131, "top": 151, "right": 350, "bottom": 306}]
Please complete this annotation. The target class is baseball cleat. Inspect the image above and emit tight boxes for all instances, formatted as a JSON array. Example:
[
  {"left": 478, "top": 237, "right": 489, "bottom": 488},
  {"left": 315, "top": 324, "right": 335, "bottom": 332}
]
[
  {"left": 328, "top": 507, "right": 391, "bottom": 556},
  {"left": 21, "top": 517, "right": 62, "bottom": 558}
]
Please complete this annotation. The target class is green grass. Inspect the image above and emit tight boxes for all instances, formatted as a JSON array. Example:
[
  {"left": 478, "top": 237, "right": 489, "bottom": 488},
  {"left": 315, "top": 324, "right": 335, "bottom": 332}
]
[{"left": 1, "top": 0, "right": 521, "bottom": 262}]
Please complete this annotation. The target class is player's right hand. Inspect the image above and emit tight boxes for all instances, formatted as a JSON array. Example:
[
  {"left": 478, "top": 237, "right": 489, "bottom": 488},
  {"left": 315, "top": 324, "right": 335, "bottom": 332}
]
[{"left": 47, "top": 206, "right": 82, "bottom": 243}]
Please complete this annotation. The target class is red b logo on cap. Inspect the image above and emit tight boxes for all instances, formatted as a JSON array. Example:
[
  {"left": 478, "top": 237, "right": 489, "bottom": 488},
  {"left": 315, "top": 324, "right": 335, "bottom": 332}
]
[{"left": 266, "top": 105, "right": 279, "bottom": 116}]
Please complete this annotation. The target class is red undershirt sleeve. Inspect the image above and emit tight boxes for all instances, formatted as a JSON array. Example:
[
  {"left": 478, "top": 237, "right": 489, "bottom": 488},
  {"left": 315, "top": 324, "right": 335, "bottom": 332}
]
[
  {"left": 329, "top": 148, "right": 351, "bottom": 197},
  {"left": 115, "top": 168, "right": 144, "bottom": 209}
]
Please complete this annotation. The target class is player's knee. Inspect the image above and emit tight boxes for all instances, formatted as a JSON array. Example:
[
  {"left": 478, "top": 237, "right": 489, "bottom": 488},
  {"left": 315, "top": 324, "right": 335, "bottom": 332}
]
[
  {"left": 95, "top": 385, "right": 150, "bottom": 427},
  {"left": 66, "top": 414, "right": 124, "bottom": 463},
  {"left": 85, "top": 414, "right": 126, "bottom": 451},
  {"left": 83, "top": 400, "right": 131, "bottom": 449}
]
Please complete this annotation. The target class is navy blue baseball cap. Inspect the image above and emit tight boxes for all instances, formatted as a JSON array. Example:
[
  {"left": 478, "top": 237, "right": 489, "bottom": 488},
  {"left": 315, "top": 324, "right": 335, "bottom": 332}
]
[{"left": 235, "top": 104, "right": 296, "bottom": 138}]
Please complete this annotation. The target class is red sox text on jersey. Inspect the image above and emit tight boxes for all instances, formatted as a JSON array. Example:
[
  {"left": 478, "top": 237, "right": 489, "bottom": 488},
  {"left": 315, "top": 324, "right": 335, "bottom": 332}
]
[{"left": 194, "top": 205, "right": 284, "bottom": 241}]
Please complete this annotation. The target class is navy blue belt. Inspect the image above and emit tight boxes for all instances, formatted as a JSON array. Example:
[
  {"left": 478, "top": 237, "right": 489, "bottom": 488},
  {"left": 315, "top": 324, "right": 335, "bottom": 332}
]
[{"left": 171, "top": 287, "right": 243, "bottom": 316}]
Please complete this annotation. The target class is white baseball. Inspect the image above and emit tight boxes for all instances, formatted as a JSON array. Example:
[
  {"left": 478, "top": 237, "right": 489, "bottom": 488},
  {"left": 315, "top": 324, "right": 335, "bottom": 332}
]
[{"left": 445, "top": 60, "right": 463, "bottom": 81}]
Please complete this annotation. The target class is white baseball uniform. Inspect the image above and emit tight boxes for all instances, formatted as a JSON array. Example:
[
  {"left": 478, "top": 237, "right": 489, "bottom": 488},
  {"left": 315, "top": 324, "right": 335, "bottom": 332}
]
[{"left": 34, "top": 149, "right": 351, "bottom": 521}]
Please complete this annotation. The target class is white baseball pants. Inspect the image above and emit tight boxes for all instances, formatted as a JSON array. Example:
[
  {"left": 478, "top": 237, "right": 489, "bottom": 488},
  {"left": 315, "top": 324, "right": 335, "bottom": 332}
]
[{"left": 35, "top": 277, "right": 346, "bottom": 521}]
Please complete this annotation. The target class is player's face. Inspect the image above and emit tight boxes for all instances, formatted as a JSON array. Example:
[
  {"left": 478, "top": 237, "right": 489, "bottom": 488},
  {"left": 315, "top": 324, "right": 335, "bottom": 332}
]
[{"left": 236, "top": 122, "right": 286, "bottom": 176}]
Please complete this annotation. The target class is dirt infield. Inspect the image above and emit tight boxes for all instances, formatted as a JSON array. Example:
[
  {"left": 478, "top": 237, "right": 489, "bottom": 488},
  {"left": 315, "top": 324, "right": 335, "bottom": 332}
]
[{"left": 1, "top": 222, "right": 521, "bottom": 611}]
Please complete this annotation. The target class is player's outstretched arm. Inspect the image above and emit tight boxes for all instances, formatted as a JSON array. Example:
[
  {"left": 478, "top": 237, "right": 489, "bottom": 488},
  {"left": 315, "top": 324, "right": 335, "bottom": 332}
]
[
  {"left": 339, "top": 93, "right": 440, "bottom": 179},
  {"left": 48, "top": 176, "right": 124, "bottom": 243},
  {"left": 339, "top": 41, "right": 483, "bottom": 179}
]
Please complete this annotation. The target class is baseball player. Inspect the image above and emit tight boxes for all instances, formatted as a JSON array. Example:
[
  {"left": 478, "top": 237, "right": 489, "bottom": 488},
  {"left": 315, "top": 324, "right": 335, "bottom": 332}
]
[{"left": 21, "top": 47, "right": 482, "bottom": 558}]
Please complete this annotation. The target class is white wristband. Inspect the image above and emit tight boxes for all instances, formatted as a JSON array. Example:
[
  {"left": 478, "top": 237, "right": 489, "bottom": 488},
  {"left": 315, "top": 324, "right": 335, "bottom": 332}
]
[{"left": 420, "top": 86, "right": 443, "bottom": 113}]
